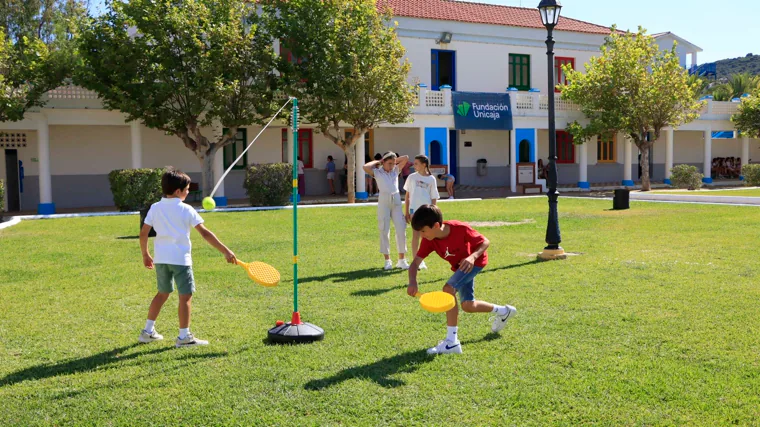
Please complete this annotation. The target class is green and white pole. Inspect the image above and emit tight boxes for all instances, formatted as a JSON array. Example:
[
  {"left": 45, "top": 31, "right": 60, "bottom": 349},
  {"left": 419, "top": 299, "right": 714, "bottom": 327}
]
[{"left": 291, "top": 98, "right": 301, "bottom": 325}]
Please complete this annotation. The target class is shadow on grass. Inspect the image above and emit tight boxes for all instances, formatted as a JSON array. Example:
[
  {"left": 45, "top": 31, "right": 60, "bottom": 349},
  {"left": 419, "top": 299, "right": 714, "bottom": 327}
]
[
  {"left": 297, "top": 267, "right": 393, "bottom": 284},
  {"left": 481, "top": 259, "right": 542, "bottom": 274},
  {"left": 304, "top": 349, "right": 432, "bottom": 390},
  {"left": 116, "top": 236, "right": 139, "bottom": 240},
  {"left": 0, "top": 343, "right": 226, "bottom": 387},
  {"left": 350, "top": 284, "right": 406, "bottom": 297}
]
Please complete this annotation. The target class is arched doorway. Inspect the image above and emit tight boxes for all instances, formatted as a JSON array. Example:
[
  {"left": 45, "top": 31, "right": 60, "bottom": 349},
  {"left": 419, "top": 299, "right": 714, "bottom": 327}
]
[
  {"left": 519, "top": 139, "right": 531, "bottom": 163},
  {"left": 430, "top": 140, "right": 443, "bottom": 164}
]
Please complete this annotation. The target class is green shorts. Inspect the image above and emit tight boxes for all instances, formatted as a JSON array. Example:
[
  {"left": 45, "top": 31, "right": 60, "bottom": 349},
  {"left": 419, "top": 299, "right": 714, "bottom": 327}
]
[{"left": 155, "top": 264, "right": 195, "bottom": 295}]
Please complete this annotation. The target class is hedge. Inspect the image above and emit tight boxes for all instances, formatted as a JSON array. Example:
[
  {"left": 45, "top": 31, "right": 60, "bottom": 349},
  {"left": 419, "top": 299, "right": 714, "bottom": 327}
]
[
  {"left": 244, "top": 163, "right": 292, "bottom": 207},
  {"left": 108, "top": 168, "right": 164, "bottom": 211}
]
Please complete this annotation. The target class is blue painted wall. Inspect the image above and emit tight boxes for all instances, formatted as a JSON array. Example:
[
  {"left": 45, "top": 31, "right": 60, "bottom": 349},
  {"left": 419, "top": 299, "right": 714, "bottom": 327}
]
[
  {"left": 425, "top": 128, "right": 449, "bottom": 165},
  {"left": 515, "top": 129, "right": 535, "bottom": 163}
]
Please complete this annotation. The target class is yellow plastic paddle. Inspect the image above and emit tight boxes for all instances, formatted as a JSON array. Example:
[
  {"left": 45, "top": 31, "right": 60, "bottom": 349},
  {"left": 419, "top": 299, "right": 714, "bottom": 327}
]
[
  {"left": 415, "top": 291, "right": 456, "bottom": 313},
  {"left": 236, "top": 259, "right": 280, "bottom": 287}
]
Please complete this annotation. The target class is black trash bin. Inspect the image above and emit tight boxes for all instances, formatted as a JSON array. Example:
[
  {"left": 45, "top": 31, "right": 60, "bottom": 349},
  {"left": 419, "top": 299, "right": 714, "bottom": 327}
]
[{"left": 613, "top": 189, "right": 630, "bottom": 210}]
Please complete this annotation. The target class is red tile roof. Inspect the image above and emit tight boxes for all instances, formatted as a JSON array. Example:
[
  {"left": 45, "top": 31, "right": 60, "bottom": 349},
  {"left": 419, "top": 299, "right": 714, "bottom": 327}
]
[{"left": 379, "top": 0, "right": 612, "bottom": 35}]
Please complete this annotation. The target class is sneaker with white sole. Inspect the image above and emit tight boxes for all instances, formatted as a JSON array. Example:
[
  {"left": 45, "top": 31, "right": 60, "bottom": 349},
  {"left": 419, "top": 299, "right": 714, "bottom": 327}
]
[
  {"left": 427, "top": 339, "right": 463, "bottom": 355},
  {"left": 383, "top": 260, "right": 393, "bottom": 270},
  {"left": 418, "top": 261, "right": 428, "bottom": 270},
  {"left": 175, "top": 333, "right": 209, "bottom": 348},
  {"left": 490, "top": 305, "right": 517, "bottom": 333},
  {"left": 396, "top": 259, "right": 410, "bottom": 270},
  {"left": 138, "top": 329, "right": 164, "bottom": 344}
]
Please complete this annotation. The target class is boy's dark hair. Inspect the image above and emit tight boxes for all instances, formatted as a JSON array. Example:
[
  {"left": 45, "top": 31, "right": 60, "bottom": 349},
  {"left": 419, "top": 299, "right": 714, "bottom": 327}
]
[
  {"left": 437, "top": 174, "right": 443, "bottom": 179},
  {"left": 374, "top": 153, "right": 382, "bottom": 160},
  {"left": 328, "top": 155, "right": 333, "bottom": 161},
  {"left": 411, "top": 204, "right": 443, "bottom": 231},
  {"left": 161, "top": 168, "right": 192, "bottom": 196}
]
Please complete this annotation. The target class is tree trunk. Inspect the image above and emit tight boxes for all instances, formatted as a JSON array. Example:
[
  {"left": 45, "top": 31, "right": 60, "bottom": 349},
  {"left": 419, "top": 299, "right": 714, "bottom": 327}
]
[
  {"left": 345, "top": 143, "right": 356, "bottom": 204},
  {"left": 639, "top": 143, "right": 651, "bottom": 191}
]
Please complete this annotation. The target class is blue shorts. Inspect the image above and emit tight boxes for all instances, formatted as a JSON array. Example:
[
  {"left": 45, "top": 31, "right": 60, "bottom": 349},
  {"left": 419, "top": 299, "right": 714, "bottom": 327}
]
[{"left": 446, "top": 266, "right": 483, "bottom": 302}]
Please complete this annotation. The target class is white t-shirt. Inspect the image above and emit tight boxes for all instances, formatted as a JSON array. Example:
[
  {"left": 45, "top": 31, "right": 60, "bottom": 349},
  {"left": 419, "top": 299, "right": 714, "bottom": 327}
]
[
  {"left": 297, "top": 160, "right": 305, "bottom": 175},
  {"left": 144, "top": 198, "right": 205, "bottom": 266},
  {"left": 373, "top": 165, "right": 400, "bottom": 194},
  {"left": 404, "top": 172, "right": 440, "bottom": 211}
]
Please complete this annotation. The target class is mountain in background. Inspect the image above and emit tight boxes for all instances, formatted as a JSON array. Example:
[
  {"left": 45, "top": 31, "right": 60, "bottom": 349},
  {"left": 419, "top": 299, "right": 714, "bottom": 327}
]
[{"left": 714, "top": 54, "right": 760, "bottom": 79}]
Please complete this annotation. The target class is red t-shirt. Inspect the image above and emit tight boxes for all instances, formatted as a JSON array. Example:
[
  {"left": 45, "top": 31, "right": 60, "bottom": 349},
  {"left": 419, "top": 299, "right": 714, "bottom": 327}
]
[{"left": 417, "top": 220, "right": 488, "bottom": 271}]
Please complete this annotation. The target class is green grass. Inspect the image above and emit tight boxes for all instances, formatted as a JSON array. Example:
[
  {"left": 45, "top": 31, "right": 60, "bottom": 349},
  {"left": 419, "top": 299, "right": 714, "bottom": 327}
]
[
  {"left": 2, "top": 198, "right": 760, "bottom": 425},
  {"left": 651, "top": 188, "right": 760, "bottom": 197}
]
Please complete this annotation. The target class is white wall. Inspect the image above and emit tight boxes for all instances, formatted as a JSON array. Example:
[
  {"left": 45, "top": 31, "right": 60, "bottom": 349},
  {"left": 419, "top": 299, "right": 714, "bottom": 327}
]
[
  {"left": 655, "top": 35, "right": 691, "bottom": 67},
  {"left": 50, "top": 126, "right": 131, "bottom": 175},
  {"left": 673, "top": 131, "right": 704, "bottom": 163},
  {"left": 458, "top": 130, "right": 509, "bottom": 167},
  {"left": 711, "top": 138, "right": 742, "bottom": 157},
  {"left": 373, "top": 128, "right": 419, "bottom": 158}
]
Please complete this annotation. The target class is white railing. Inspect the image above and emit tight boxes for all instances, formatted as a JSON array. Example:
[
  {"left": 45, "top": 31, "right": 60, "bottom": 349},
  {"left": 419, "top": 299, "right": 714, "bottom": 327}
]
[
  {"left": 711, "top": 101, "right": 739, "bottom": 116},
  {"left": 426, "top": 90, "right": 445, "bottom": 107},
  {"left": 555, "top": 97, "right": 581, "bottom": 111},
  {"left": 45, "top": 85, "right": 99, "bottom": 100},
  {"left": 539, "top": 95, "right": 549, "bottom": 110},
  {"left": 516, "top": 93, "right": 533, "bottom": 110}
]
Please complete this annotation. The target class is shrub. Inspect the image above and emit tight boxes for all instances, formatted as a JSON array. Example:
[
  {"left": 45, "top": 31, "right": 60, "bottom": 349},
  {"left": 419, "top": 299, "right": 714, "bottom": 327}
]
[
  {"left": 108, "top": 168, "right": 165, "bottom": 211},
  {"left": 0, "top": 179, "right": 4, "bottom": 212},
  {"left": 741, "top": 164, "right": 760, "bottom": 186},
  {"left": 244, "top": 163, "right": 292, "bottom": 207},
  {"left": 669, "top": 164, "right": 703, "bottom": 190}
]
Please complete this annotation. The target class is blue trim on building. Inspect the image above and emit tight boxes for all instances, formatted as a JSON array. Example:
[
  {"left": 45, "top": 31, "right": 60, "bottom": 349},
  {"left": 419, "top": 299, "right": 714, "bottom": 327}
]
[
  {"left": 622, "top": 180, "right": 634, "bottom": 186},
  {"left": 212, "top": 196, "right": 228, "bottom": 207},
  {"left": 515, "top": 129, "right": 536, "bottom": 163},
  {"left": 38, "top": 203, "right": 56, "bottom": 215},
  {"left": 355, "top": 191, "right": 368, "bottom": 200},
  {"left": 702, "top": 177, "right": 713, "bottom": 184},
  {"left": 425, "top": 128, "right": 449, "bottom": 166},
  {"left": 577, "top": 181, "right": 590, "bottom": 189},
  {"left": 663, "top": 178, "right": 672, "bottom": 185}
]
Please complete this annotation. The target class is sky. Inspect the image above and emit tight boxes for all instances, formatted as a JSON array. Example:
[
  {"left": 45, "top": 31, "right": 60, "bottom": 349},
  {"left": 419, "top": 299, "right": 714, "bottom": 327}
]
[{"left": 88, "top": 0, "right": 757, "bottom": 64}]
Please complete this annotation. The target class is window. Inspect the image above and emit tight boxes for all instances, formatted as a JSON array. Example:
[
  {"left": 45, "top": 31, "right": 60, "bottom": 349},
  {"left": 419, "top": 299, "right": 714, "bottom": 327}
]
[
  {"left": 431, "top": 50, "right": 456, "bottom": 90},
  {"left": 282, "top": 129, "right": 313, "bottom": 168},
  {"left": 597, "top": 134, "right": 616, "bottom": 163},
  {"left": 345, "top": 129, "right": 374, "bottom": 160},
  {"left": 554, "top": 57, "right": 574, "bottom": 92},
  {"left": 509, "top": 54, "right": 531, "bottom": 91},
  {"left": 556, "top": 131, "right": 575, "bottom": 163},
  {"left": 223, "top": 128, "right": 247, "bottom": 170}
]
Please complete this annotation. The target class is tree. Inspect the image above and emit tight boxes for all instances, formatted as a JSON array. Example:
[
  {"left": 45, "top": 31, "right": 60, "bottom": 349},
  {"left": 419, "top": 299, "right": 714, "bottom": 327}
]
[
  {"left": 732, "top": 88, "right": 760, "bottom": 138},
  {"left": 709, "top": 72, "right": 760, "bottom": 101},
  {"left": 560, "top": 27, "right": 703, "bottom": 191},
  {"left": 264, "top": 0, "right": 415, "bottom": 203},
  {"left": 76, "top": 0, "right": 278, "bottom": 196},
  {"left": 0, "top": 0, "right": 87, "bottom": 121}
]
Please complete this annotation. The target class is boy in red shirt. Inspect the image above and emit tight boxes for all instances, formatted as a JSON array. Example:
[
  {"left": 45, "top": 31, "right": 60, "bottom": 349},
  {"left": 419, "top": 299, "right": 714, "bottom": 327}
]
[{"left": 407, "top": 204, "right": 516, "bottom": 355}]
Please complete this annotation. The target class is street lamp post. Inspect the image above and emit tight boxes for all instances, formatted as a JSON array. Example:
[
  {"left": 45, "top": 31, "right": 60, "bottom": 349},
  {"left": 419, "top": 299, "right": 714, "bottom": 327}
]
[{"left": 538, "top": 0, "right": 566, "bottom": 260}]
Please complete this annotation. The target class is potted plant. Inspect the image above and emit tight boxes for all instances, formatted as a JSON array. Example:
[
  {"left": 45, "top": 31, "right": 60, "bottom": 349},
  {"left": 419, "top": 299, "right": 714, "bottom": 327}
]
[{"left": 108, "top": 168, "right": 164, "bottom": 236}]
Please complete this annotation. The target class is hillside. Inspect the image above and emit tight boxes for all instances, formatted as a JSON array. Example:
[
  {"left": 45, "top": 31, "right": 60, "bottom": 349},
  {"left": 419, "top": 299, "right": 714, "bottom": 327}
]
[{"left": 714, "top": 54, "right": 760, "bottom": 79}]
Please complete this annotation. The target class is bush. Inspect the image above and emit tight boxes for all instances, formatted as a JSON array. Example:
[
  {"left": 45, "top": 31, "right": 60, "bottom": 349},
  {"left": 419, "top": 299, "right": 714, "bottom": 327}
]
[
  {"left": 244, "top": 163, "right": 292, "bottom": 207},
  {"left": 108, "top": 168, "right": 165, "bottom": 211},
  {"left": 669, "top": 164, "right": 704, "bottom": 190},
  {"left": 0, "top": 179, "right": 4, "bottom": 212},
  {"left": 742, "top": 164, "right": 760, "bottom": 186}
]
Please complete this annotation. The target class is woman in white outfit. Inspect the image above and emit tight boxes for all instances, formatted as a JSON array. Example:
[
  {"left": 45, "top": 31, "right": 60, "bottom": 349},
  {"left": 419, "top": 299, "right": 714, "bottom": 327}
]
[{"left": 364, "top": 152, "right": 410, "bottom": 270}]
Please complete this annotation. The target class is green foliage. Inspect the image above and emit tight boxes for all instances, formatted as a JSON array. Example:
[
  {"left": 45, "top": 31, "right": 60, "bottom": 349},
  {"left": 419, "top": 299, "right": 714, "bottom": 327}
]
[
  {"left": 264, "top": 0, "right": 416, "bottom": 201},
  {"left": 732, "top": 89, "right": 760, "bottom": 138},
  {"left": 715, "top": 54, "right": 760, "bottom": 79},
  {"left": 741, "top": 164, "right": 760, "bottom": 186},
  {"left": 708, "top": 73, "right": 760, "bottom": 101},
  {"left": 0, "top": 179, "right": 4, "bottom": 212},
  {"left": 560, "top": 26, "right": 703, "bottom": 190},
  {"left": 0, "top": 1, "right": 87, "bottom": 121},
  {"left": 107, "top": 168, "right": 164, "bottom": 212},
  {"left": 244, "top": 163, "right": 291, "bottom": 207},
  {"left": 669, "top": 164, "right": 703, "bottom": 190},
  {"left": 77, "top": 0, "right": 278, "bottom": 196}
]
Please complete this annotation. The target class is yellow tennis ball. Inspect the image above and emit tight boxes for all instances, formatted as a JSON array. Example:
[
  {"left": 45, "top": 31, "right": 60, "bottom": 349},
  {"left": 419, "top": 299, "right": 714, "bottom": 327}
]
[{"left": 202, "top": 197, "right": 216, "bottom": 210}]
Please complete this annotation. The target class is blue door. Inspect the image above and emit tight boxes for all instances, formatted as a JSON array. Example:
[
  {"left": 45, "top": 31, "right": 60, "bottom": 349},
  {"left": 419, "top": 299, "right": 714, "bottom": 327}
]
[{"left": 449, "top": 130, "right": 458, "bottom": 179}]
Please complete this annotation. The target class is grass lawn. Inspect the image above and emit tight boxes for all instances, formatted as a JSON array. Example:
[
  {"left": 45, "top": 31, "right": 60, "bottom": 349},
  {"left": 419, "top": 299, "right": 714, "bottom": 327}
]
[
  {"left": 650, "top": 188, "right": 760, "bottom": 197},
  {"left": 2, "top": 198, "right": 760, "bottom": 425}
]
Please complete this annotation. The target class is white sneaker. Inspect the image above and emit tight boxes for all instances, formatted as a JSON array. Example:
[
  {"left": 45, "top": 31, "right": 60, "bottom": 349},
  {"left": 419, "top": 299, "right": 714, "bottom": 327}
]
[
  {"left": 427, "top": 339, "right": 463, "bottom": 355},
  {"left": 175, "top": 333, "right": 209, "bottom": 348},
  {"left": 490, "top": 305, "right": 517, "bottom": 333},
  {"left": 138, "top": 329, "right": 163, "bottom": 343},
  {"left": 418, "top": 261, "right": 428, "bottom": 270},
  {"left": 396, "top": 259, "right": 410, "bottom": 270},
  {"left": 383, "top": 260, "right": 393, "bottom": 270},
  {"left": 448, "top": 196, "right": 455, "bottom": 199}
]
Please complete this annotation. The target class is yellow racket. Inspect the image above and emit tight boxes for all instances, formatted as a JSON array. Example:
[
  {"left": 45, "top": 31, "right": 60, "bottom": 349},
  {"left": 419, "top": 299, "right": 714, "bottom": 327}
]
[
  {"left": 236, "top": 260, "right": 280, "bottom": 287},
  {"left": 415, "top": 291, "right": 456, "bottom": 313}
]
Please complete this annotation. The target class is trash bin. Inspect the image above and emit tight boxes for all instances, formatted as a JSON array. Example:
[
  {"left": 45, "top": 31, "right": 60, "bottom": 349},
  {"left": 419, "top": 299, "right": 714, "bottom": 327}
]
[
  {"left": 613, "top": 189, "right": 630, "bottom": 210},
  {"left": 477, "top": 158, "right": 488, "bottom": 176}
]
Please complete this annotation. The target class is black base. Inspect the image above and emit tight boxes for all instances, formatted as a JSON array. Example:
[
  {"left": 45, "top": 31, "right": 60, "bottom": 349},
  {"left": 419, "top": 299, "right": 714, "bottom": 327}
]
[{"left": 267, "top": 322, "right": 324, "bottom": 344}]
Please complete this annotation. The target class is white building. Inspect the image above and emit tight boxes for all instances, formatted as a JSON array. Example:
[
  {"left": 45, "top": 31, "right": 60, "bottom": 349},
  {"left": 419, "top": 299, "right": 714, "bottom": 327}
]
[{"left": 0, "top": 0, "right": 753, "bottom": 213}]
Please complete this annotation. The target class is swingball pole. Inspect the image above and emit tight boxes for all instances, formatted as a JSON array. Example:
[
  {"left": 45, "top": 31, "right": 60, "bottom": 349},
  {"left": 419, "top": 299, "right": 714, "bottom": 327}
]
[{"left": 267, "top": 98, "right": 324, "bottom": 344}]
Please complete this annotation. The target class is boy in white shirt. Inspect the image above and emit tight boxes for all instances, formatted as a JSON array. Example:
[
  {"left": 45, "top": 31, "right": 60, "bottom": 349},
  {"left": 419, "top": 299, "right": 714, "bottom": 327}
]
[
  {"left": 139, "top": 168, "right": 236, "bottom": 347},
  {"left": 404, "top": 154, "right": 439, "bottom": 271}
]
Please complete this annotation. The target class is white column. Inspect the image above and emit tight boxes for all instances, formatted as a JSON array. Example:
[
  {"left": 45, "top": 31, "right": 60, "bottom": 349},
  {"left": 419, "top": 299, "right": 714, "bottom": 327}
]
[
  {"left": 418, "top": 126, "right": 425, "bottom": 156},
  {"left": 665, "top": 128, "right": 674, "bottom": 182},
  {"left": 355, "top": 132, "right": 366, "bottom": 196},
  {"left": 533, "top": 128, "right": 540, "bottom": 187},
  {"left": 213, "top": 147, "right": 225, "bottom": 199},
  {"left": 704, "top": 128, "right": 712, "bottom": 182},
  {"left": 578, "top": 140, "right": 588, "bottom": 188},
  {"left": 509, "top": 129, "right": 517, "bottom": 193},
  {"left": 37, "top": 112, "right": 53, "bottom": 212},
  {"left": 623, "top": 138, "right": 632, "bottom": 185},
  {"left": 692, "top": 51, "right": 698, "bottom": 69},
  {"left": 444, "top": 128, "right": 451, "bottom": 169},
  {"left": 130, "top": 121, "right": 142, "bottom": 169},
  {"left": 742, "top": 135, "right": 750, "bottom": 173},
  {"left": 286, "top": 127, "right": 294, "bottom": 164}
]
